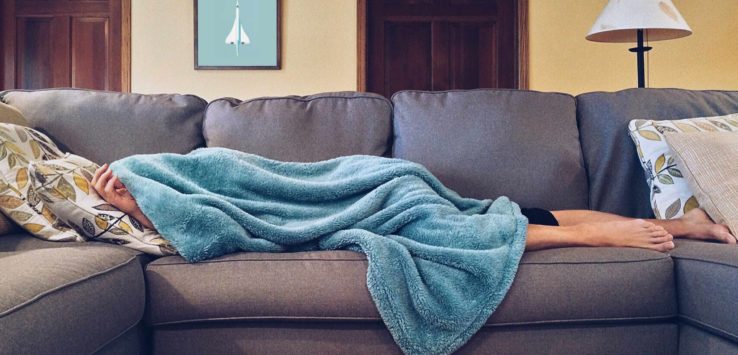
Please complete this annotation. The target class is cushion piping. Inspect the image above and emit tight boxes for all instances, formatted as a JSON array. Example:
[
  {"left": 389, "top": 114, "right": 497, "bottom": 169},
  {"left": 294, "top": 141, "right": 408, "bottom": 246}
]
[
  {"left": 671, "top": 254, "right": 738, "bottom": 269},
  {"left": 206, "top": 94, "right": 393, "bottom": 117},
  {"left": 0, "top": 253, "right": 141, "bottom": 317},
  {"left": 148, "top": 314, "right": 677, "bottom": 328},
  {"left": 147, "top": 253, "right": 670, "bottom": 268},
  {"left": 679, "top": 315, "right": 738, "bottom": 344},
  {"left": 0, "top": 88, "right": 207, "bottom": 106},
  {"left": 390, "top": 88, "right": 575, "bottom": 102},
  {"left": 90, "top": 320, "right": 143, "bottom": 354}
]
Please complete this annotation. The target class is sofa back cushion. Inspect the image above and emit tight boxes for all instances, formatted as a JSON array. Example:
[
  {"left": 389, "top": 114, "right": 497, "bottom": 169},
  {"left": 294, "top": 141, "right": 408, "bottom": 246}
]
[
  {"left": 392, "top": 89, "right": 588, "bottom": 210},
  {"left": 203, "top": 92, "right": 392, "bottom": 162},
  {"left": 0, "top": 89, "right": 207, "bottom": 164},
  {"left": 577, "top": 88, "right": 738, "bottom": 218}
]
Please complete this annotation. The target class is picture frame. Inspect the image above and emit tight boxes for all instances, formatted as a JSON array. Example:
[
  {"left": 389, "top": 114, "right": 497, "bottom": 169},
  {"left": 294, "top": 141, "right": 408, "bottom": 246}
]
[{"left": 194, "top": 0, "right": 281, "bottom": 70}]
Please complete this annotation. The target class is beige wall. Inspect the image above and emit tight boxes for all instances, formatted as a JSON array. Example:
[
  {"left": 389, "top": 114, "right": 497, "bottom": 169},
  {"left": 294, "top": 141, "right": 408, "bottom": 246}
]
[
  {"left": 131, "top": 0, "right": 357, "bottom": 101},
  {"left": 529, "top": 0, "right": 738, "bottom": 94},
  {"left": 132, "top": 0, "right": 738, "bottom": 99}
]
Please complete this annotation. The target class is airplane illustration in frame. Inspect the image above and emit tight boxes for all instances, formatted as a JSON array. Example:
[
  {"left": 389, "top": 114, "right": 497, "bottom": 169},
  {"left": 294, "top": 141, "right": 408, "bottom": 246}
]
[{"left": 225, "top": 0, "right": 251, "bottom": 56}]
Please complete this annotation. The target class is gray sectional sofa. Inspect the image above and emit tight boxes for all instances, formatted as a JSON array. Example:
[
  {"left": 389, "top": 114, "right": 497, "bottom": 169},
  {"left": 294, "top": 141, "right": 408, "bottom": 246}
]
[{"left": 0, "top": 88, "right": 737, "bottom": 354}]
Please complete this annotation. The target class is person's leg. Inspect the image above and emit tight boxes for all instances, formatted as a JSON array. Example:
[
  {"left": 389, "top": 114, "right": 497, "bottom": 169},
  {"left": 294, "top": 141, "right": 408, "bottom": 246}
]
[
  {"left": 525, "top": 220, "right": 675, "bottom": 251},
  {"left": 551, "top": 208, "right": 736, "bottom": 244}
]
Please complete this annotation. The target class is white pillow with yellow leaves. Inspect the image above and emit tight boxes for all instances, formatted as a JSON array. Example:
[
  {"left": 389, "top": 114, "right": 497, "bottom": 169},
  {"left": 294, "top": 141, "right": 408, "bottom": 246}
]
[
  {"left": 28, "top": 153, "right": 177, "bottom": 255},
  {"left": 0, "top": 122, "right": 81, "bottom": 240},
  {"left": 628, "top": 113, "right": 738, "bottom": 219}
]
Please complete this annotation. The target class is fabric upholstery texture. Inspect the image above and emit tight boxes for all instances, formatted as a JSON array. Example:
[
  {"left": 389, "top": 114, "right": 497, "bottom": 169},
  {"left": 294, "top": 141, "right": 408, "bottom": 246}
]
[
  {"left": 0, "top": 233, "right": 146, "bottom": 354},
  {"left": 628, "top": 114, "right": 738, "bottom": 219},
  {"left": 679, "top": 324, "right": 738, "bottom": 355},
  {"left": 145, "top": 247, "right": 675, "bottom": 327},
  {"left": 94, "top": 323, "right": 147, "bottom": 355},
  {"left": 671, "top": 240, "right": 738, "bottom": 343},
  {"left": 204, "top": 92, "right": 392, "bottom": 162},
  {"left": 150, "top": 321, "right": 677, "bottom": 355},
  {"left": 576, "top": 88, "right": 738, "bottom": 217},
  {"left": 0, "top": 123, "right": 80, "bottom": 241},
  {"left": 29, "top": 153, "right": 176, "bottom": 255},
  {"left": 391, "top": 89, "right": 589, "bottom": 210},
  {"left": 0, "top": 89, "right": 207, "bottom": 164},
  {"left": 666, "top": 131, "right": 738, "bottom": 236}
]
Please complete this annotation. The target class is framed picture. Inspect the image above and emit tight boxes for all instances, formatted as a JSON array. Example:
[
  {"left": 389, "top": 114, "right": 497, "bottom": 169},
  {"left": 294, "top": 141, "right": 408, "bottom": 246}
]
[{"left": 194, "top": 0, "right": 281, "bottom": 70}]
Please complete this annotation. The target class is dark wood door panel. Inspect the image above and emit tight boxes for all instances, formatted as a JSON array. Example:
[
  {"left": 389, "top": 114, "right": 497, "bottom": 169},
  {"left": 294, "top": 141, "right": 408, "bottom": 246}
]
[
  {"left": 16, "top": 1, "right": 109, "bottom": 16},
  {"left": 384, "top": 22, "right": 432, "bottom": 95},
  {"left": 15, "top": 17, "right": 53, "bottom": 89},
  {"left": 15, "top": 16, "right": 72, "bottom": 89},
  {"left": 1, "top": 0, "right": 128, "bottom": 91},
  {"left": 71, "top": 17, "right": 109, "bottom": 90},
  {"left": 449, "top": 21, "right": 498, "bottom": 89},
  {"left": 365, "top": 0, "right": 519, "bottom": 97}
]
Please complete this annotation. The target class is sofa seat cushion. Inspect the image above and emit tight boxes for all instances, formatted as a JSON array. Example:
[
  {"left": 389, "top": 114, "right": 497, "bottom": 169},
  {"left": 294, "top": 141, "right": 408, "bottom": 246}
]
[
  {"left": 671, "top": 240, "right": 738, "bottom": 342},
  {"left": 391, "top": 89, "right": 588, "bottom": 211},
  {"left": 0, "top": 233, "right": 147, "bottom": 354},
  {"left": 204, "top": 92, "right": 393, "bottom": 162},
  {"left": 145, "top": 247, "right": 675, "bottom": 327},
  {"left": 0, "top": 89, "right": 207, "bottom": 164}
]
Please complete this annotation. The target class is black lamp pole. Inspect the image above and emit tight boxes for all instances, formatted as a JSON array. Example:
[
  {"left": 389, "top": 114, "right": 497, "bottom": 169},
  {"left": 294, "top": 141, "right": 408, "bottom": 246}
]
[{"left": 628, "top": 29, "right": 652, "bottom": 88}]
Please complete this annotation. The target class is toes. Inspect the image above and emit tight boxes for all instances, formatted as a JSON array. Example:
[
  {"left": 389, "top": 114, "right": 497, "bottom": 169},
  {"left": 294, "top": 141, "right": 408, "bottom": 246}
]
[
  {"left": 651, "top": 234, "right": 674, "bottom": 244},
  {"left": 653, "top": 241, "right": 675, "bottom": 252},
  {"left": 718, "top": 227, "right": 737, "bottom": 244},
  {"left": 710, "top": 225, "right": 737, "bottom": 244},
  {"left": 647, "top": 241, "right": 675, "bottom": 253},
  {"left": 648, "top": 227, "right": 668, "bottom": 237}
]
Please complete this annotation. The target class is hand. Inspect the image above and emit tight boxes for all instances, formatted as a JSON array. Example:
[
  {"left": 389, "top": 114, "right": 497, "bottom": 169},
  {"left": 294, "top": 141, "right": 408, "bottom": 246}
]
[{"left": 91, "top": 163, "right": 139, "bottom": 215}]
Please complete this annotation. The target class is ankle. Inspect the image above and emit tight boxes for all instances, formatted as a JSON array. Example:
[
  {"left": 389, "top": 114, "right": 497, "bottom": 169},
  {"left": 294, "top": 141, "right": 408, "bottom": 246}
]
[
  {"left": 668, "top": 218, "right": 695, "bottom": 238},
  {"left": 568, "top": 224, "right": 602, "bottom": 247}
]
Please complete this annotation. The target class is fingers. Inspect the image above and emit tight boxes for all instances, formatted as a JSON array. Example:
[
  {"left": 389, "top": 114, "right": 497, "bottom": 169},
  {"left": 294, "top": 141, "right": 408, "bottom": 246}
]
[
  {"left": 105, "top": 175, "right": 118, "bottom": 195},
  {"left": 113, "top": 178, "right": 125, "bottom": 189},
  {"left": 94, "top": 165, "right": 113, "bottom": 195},
  {"left": 91, "top": 163, "right": 107, "bottom": 186}
]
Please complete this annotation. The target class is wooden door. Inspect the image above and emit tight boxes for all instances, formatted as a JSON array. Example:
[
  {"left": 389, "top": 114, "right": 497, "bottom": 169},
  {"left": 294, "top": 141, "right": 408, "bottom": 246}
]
[
  {"left": 1, "top": 0, "right": 130, "bottom": 91},
  {"left": 361, "top": 0, "right": 525, "bottom": 97}
]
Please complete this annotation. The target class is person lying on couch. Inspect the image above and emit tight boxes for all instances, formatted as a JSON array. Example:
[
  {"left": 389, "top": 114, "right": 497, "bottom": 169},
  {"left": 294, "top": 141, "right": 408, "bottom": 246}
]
[
  {"left": 81, "top": 147, "right": 736, "bottom": 355},
  {"left": 90, "top": 150, "right": 736, "bottom": 255}
]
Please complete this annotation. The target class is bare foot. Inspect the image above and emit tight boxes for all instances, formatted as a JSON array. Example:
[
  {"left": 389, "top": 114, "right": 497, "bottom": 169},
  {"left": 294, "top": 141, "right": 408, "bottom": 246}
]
[
  {"left": 678, "top": 208, "right": 736, "bottom": 244},
  {"left": 578, "top": 219, "right": 675, "bottom": 252}
]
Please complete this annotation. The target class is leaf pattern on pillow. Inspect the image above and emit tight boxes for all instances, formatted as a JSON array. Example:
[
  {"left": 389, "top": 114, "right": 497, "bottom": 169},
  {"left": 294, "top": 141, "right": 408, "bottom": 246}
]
[
  {"left": 29, "top": 154, "right": 176, "bottom": 256},
  {"left": 628, "top": 113, "right": 738, "bottom": 219},
  {"left": 0, "top": 123, "right": 80, "bottom": 241}
]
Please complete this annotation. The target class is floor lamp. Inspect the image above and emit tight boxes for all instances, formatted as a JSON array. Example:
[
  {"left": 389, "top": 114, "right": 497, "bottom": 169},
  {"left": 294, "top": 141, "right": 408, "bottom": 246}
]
[{"left": 586, "top": 0, "right": 692, "bottom": 88}]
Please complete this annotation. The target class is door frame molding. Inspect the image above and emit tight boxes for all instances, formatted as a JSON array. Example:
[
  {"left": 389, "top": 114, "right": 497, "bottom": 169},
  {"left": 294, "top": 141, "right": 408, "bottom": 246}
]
[
  {"left": 356, "top": 0, "right": 528, "bottom": 92},
  {"left": 121, "top": 0, "right": 131, "bottom": 92}
]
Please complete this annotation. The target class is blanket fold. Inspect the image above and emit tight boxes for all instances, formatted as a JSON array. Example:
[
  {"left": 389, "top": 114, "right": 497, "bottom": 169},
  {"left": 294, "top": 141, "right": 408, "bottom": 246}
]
[{"left": 110, "top": 147, "right": 527, "bottom": 355}]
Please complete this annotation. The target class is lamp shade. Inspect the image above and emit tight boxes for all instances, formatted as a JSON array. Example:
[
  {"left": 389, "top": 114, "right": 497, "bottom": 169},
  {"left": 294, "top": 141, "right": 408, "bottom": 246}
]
[{"left": 586, "top": 0, "right": 692, "bottom": 43}]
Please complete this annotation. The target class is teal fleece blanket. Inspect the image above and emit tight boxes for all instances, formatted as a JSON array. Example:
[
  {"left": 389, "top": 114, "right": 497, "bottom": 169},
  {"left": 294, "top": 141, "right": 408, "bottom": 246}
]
[{"left": 110, "top": 147, "right": 528, "bottom": 355}]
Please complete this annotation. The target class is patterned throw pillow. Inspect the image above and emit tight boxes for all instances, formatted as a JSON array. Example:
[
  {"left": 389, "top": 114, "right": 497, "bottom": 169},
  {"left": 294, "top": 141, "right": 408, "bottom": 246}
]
[
  {"left": 0, "top": 123, "right": 81, "bottom": 241},
  {"left": 628, "top": 113, "right": 738, "bottom": 219},
  {"left": 665, "top": 131, "right": 738, "bottom": 238},
  {"left": 29, "top": 154, "right": 177, "bottom": 255},
  {"left": 0, "top": 102, "right": 28, "bottom": 126}
]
